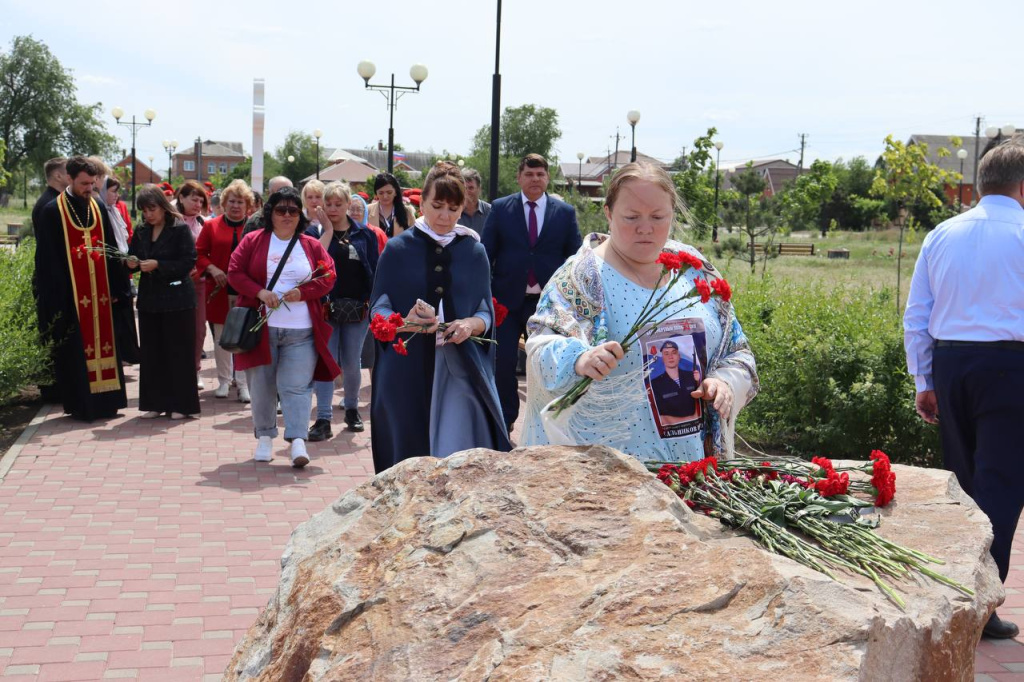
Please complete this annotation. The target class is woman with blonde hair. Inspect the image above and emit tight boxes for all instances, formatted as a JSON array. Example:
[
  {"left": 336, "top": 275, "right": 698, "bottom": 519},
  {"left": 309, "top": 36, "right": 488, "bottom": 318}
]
[
  {"left": 128, "top": 186, "right": 200, "bottom": 419},
  {"left": 306, "top": 181, "right": 380, "bottom": 441},
  {"left": 302, "top": 179, "right": 325, "bottom": 233},
  {"left": 196, "top": 179, "right": 253, "bottom": 401}
]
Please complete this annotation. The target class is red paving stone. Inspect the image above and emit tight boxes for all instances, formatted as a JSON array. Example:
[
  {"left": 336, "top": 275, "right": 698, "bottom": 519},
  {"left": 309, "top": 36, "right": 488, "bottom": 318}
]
[{"left": 7, "top": 351, "right": 1017, "bottom": 679}]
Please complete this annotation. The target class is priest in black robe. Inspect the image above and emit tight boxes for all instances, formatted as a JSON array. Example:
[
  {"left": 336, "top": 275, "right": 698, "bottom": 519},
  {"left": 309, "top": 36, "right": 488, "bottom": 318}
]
[{"left": 34, "top": 156, "right": 128, "bottom": 421}]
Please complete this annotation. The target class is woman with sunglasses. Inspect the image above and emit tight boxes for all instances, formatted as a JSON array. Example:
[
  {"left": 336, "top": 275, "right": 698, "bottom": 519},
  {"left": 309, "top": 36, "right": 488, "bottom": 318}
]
[{"left": 227, "top": 188, "right": 339, "bottom": 468}]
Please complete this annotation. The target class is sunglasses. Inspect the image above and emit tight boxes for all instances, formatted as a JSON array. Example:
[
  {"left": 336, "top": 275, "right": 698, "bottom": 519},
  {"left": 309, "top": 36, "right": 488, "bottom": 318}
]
[{"left": 272, "top": 205, "right": 301, "bottom": 216}]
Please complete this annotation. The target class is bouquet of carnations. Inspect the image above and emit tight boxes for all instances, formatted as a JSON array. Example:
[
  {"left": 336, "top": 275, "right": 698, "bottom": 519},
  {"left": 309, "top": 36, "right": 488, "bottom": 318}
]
[
  {"left": 647, "top": 451, "right": 969, "bottom": 607},
  {"left": 249, "top": 260, "right": 336, "bottom": 332},
  {"left": 546, "top": 251, "right": 731, "bottom": 416},
  {"left": 370, "top": 297, "right": 508, "bottom": 355},
  {"left": 79, "top": 235, "right": 133, "bottom": 263}
]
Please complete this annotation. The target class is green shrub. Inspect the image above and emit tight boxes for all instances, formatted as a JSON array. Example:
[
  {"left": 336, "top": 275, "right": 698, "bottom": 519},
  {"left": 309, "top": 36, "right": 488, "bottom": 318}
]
[
  {"left": 0, "top": 238, "right": 52, "bottom": 402},
  {"left": 733, "top": 276, "right": 941, "bottom": 468}
]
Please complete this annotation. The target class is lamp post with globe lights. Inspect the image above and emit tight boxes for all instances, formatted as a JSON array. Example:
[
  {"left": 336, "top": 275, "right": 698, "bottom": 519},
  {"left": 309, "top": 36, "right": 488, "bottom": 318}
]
[
  {"left": 956, "top": 148, "right": 968, "bottom": 210},
  {"left": 627, "top": 110, "right": 641, "bottom": 163},
  {"left": 112, "top": 106, "right": 156, "bottom": 219},
  {"left": 356, "top": 61, "right": 428, "bottom": 174},
  {"left": 712, "top": 140, "right": 724, "bottom": 242},
  {"left": 577, "top": 152, "right": 585, "bottom": 196},
  {"left": 162, "top": 140, "right": 178, "bottom": 183},
  {"left": 313, "top": 129, "right": 322, "bottom": 179}
]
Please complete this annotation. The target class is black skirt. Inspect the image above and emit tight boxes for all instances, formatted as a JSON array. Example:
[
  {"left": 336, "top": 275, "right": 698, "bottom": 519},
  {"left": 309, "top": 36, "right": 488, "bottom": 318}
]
[{"left": 138, "top": 308, "right": 200, "bottom": 415}]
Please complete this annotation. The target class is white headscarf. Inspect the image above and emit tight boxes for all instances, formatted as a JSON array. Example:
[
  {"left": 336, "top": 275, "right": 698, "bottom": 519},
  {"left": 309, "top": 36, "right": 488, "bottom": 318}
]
[{"left": 413, "top": 216, "right": 479, "bottom": 246}]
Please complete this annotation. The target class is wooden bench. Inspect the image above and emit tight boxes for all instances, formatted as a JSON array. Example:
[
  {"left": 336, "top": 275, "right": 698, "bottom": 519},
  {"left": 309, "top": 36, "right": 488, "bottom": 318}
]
[
  {"left": 827, "top": 249, "right": 850, "bottom": 260},
  {"left": 0, "top": 234, "right": 19, "bottom": 245},
  {"left": 777, "top": 243, "right": 815, "bottom": 256}
]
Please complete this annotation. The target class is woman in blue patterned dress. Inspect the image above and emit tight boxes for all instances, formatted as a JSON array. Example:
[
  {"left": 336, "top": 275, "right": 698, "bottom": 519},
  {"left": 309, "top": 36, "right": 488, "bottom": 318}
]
[{"left": 521, "top": 163, "right": 759, "bottom": 462}]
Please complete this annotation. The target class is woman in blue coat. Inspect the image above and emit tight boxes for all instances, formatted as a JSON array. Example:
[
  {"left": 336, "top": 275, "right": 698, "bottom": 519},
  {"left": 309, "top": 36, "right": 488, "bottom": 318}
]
[{"left": 369, "top": 162, "right": 511, "bottom": 473}]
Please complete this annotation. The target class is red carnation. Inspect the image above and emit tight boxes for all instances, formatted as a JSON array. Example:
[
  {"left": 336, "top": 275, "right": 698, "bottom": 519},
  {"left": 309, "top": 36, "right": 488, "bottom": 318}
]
[
  {"left": 710, "top": 278, "right": 732, "bottom": 302},
  {"left": 492, "top": 298, "right": 509, "bottom": 327},
  {"left": 369, "top": 313, "right": 398, "bottom": 342},
  {"left": 388, "top": 312, "right": 405, "bottom": 328},
  {"left": 656, "top": 252, "right": 682, "bottom": 271},
  {"left": 870, "top": 450, "right": 896, "bottom": 507},
  {"left": 679, "top": 252, "right": 704, "bottom": 271},
  {"left": 392, "top": 338, "right": 408, "bottom": 355},
  {"left": 89, "top": 251, "right": 101, "bottom": 262},
  {"left": 814, "top": 469, "right": 850, "bottom": 497},
  {"left": 694, "top": 277, "right": 712, "bottom": 304},
  {"left": 811, "top": 456, "right": 835, "bottom": 474}
]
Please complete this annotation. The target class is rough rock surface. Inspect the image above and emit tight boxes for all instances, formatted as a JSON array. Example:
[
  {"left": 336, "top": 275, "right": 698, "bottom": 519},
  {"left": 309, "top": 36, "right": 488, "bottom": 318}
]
[{"left": 226, "top": 445, "right": 1002, "bottom": 681}]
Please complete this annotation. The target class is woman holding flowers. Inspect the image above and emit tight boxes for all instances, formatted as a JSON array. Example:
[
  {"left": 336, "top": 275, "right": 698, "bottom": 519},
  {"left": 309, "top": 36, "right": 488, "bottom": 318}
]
[
  {"left": 521, "top": 162, "right": 759, "bottom": 461},
  {"left": 175, "top": 180, "right": 211, "bottom": 389},
  {"left": 128, "top": 187, "right": 200, "bottom": 419},
  {"left": 369, "top": 161, "right": 511, "bottom": 473},
  {"left": 227, "top": 187, "right": 339, "bottom": 468}
]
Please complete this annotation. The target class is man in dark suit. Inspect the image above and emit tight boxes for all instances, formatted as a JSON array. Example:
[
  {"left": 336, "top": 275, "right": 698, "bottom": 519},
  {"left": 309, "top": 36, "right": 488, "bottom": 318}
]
[
  {"left": 482, "top": 153, "right": 582, "bottom": 432},
  {"left": 650, "top": 341, "right": 699, "bottom": 424},
  {"left": 31, "top": 157, "right": 68, "bottom": 235}
]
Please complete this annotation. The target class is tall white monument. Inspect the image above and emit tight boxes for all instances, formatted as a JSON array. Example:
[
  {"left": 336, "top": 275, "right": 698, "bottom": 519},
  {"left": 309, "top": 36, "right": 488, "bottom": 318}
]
[{"left": 252, "top": 79, "right": 265, "bottom": 194}]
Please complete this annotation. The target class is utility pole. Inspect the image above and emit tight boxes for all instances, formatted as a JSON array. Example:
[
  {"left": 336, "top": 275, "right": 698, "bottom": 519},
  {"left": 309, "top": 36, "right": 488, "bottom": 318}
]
[
  {"left": 972, "top": 115, "right": 982, "bottom": 207},
  {"left": 610, "top": 128, "right": 624, "bottom": 170},
  {"left": 797, "top": 133, "right": 807, "bottom": 176}
]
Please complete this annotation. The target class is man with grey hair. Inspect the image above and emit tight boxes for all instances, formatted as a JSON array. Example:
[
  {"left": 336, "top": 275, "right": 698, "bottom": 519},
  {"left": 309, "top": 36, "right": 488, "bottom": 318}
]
[
  {"left": 244, "top": 176, "right": 293, "bottom": 234},
  {"left": 904, "top": 138, "right": 1024, "bottom": 639},
  {"left": 456, "top": 168, "right": 491, "bottom": 233}
]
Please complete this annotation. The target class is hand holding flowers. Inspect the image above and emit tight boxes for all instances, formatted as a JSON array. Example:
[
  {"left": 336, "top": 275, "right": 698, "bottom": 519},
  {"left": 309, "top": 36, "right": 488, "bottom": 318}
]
[{"left": 250, "top": 260, "right": 336, "bottom": 332}]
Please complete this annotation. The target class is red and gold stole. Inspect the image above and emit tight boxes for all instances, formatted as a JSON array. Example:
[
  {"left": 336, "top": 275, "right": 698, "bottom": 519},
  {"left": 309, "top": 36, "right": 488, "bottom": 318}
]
[{"left": 56, "top": 192, "right": 121, "bottom": 394}]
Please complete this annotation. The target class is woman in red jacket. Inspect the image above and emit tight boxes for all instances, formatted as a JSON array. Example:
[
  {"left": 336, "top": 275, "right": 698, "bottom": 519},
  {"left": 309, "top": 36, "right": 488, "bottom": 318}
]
[
  {"left": 197, "top": 180, "right": 252, "bottom": 402},
  {"left": 227, "top": 187, "right": 340, "bottom": 468}
]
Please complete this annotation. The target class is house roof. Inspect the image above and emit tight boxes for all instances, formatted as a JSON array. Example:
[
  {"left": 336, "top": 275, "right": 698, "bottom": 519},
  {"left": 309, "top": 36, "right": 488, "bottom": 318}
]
[
  {"left": 173, "top": 140, "right": 246, "bottom": 158},
  {"left": 113, "top": 156, "right": 163, "bottom": 183},
  {"left": 557, "top": 161, "right": 608, "bottom": 182},
  {"left": 906, "top": 133, "right": 1013, "bottom": 178},
  {"left": 342, "top": 148, "right": 435, "bottom": 172},
  {"left": 302, "top": 159, "right": 379, "bottom": 185}
]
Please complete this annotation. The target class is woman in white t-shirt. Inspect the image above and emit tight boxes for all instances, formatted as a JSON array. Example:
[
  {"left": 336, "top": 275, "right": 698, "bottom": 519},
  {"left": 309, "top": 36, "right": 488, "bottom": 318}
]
[{"left": 227, "top": 188, "right": 340, "bottom": 468}]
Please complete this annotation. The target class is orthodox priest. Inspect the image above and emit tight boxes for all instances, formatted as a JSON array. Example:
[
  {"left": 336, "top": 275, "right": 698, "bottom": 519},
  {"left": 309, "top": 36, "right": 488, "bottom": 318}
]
[{"left": 35, "top": 156, "right": 129, "bottom": 421}]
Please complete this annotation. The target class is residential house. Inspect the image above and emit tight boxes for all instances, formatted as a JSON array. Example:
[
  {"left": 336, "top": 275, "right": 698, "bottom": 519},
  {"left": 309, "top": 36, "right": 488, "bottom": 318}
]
[
  {"left": 557, "top": 150, "right": 670, "bottom": 198},
  {"left": 721, "top": 159, "right": 800, "bottom": 197},
  {"left": 172, "top": 141, "right": 246, "bottom": 181},
  {"left": 301, "top": 159, "right": 379, "bottom": 189},
  {"left": 906, "top": 132, "right": 1018, "bottom": 207},
  {"left": 113, "top": 156, "right": 162, "bottom": 184}
]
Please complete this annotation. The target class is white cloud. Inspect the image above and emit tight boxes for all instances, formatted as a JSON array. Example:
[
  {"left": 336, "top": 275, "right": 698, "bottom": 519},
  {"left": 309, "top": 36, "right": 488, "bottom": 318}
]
[{"left": 80, "top": 74, "right": 117, "bottom": 86}]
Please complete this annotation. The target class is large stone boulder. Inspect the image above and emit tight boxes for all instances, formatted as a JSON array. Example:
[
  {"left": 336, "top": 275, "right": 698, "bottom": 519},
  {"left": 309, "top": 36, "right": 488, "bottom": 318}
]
[{"left": 226, "top": 445, "right": 1002, "bottom": 681}]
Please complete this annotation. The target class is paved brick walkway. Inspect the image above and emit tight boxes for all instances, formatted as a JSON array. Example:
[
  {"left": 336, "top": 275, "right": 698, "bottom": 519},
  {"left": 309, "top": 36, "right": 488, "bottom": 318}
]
[{"left": 0, "top": 347, "right": 1019, "bottom": 680}]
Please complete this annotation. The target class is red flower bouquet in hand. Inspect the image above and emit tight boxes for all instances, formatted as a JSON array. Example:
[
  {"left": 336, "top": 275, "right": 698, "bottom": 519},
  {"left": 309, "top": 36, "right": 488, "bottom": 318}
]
[
  {"left": 369, "top": 310, "right": 494, "bottom": 356},
  {"left": 493, "top": 298, "right": 509, "bottom": 327},
  {"left": 547, "top": 249, "right": 731, "bottom": 416},
  {"left": 250, "top": 260, "right": 336, "bottom": 332}
]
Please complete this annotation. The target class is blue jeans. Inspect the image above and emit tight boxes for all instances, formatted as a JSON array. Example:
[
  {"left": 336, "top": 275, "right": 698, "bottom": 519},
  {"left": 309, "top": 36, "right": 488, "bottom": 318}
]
[
  {"left": 314, "top": 318, "right": 369, "bottom": 419},
  {"left": 246, "top": 326, "right": 316, "bottom": 441}
]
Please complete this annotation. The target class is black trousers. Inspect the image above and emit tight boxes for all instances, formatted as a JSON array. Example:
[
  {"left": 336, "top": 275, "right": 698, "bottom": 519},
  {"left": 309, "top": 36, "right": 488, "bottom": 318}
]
[
  {"left": 934, "top": 344, "right": 1024, "bottom": 582},
  {"left": 495, "top": 295, "right": 538, "bottom": 428},
  {"left": 138, "top": 308, "right": 200, "bottom": 416}
]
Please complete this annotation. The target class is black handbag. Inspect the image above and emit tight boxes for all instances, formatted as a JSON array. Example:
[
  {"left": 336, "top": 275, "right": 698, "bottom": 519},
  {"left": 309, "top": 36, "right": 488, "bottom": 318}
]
[
  {"left": 218, "top": 232, "right": 300, "bottom": 354},
  {"left": 329, "top": 297, "right": 368, "bottom": 324}
]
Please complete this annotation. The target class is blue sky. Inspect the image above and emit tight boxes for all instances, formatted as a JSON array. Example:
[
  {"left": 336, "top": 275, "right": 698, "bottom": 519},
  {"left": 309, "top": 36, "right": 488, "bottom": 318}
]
[{"left": 4, "top": 0, "right": 1021, "bottom": 177}]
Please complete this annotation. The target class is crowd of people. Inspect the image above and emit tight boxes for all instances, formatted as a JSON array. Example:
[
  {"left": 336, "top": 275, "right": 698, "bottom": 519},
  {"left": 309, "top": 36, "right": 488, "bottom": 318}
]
[
  {"left": 27, "top": 138, "right": 1024, "bottom": 640},
  {"left": 31, "top": 154, "right": 762, "bottom": 472}
]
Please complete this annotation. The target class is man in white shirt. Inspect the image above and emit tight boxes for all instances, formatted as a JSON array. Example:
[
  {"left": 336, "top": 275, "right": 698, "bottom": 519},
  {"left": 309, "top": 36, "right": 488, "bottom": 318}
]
[{"left": 904, "top": 139, "right": 1024, "bottom": 639}]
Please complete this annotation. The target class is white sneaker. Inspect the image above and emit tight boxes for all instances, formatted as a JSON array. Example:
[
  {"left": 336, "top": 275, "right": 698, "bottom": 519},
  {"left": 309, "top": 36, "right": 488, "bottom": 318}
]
[
  {"left": 290, "top": 439, "right": 309, "bottom": 468},
  {"left": 140, "top": 411, "right": 162, "bottom": 419},
  {"left": 238, "top": 386, "right": 251, "bottom": 403},
  {"left": 253, "top": 436, "right": 273, "bottom": 462},
  {"left": 197, "top": 377, "right": 205, "bottom": 390},
  {"left": 214, "top": 382, "right": 230, "bottom": 399}
]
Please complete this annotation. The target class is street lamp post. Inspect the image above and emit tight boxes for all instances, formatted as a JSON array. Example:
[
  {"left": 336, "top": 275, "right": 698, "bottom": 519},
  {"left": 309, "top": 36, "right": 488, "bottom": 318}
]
[
  {"left": 111, "top": 106, "right": 156, "bottom": 220},
  {"left": 627, "top": 110, "right": 641, "bottom": 163},
  {"left": 357, "top": 61, "right": 428, "bottom": 175},
  {"left": 162, "top": 140, "right": 178, "bottom": 182},
  {"left": 313, "top": 129, "right": 322, "bottom": 179},
  {"left": 712, "top": 140, "right": 724, "bottom": 243},
  {"left": 577, "top": 152, "right": 584, "bottom": 196},
  {"left": 956, "top": 148, "right": 968, "bottom": 211},
  {"left": 147, "top": 156, "right": 154, "bottom": 183},
  {"left": 194, "top": 137, "right": 203, "bottom": 184}
]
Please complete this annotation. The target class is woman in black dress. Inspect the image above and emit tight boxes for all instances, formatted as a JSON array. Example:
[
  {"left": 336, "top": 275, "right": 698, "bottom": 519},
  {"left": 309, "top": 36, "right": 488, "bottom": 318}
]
[{"left": 127, "top": 187, "right": 200, "bottom": 419}]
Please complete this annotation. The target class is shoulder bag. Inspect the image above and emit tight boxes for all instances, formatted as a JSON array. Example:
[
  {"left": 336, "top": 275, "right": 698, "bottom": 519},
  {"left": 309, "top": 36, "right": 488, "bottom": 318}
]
[{"left": 218, "top": 232, "right": 300, "bottom": 354}]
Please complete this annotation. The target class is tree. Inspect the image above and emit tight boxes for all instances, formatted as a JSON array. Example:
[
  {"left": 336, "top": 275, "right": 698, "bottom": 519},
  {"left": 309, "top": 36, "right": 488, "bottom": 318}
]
[
  {"left": 870, "top": 134, "right": 956, "bottom": 310},
  {"left": 0, "top": 140, "right": 10, "bottom": 190},
  {"left": 776, "top": 159, "right": 839, "bottom": 236},
  {"left": 0, "top": 36, "right": 117, "bottom": 179},
  {"left": 467, "top": 104, "right": 561, "bottom": 200},
  {"left": 672, "top": 128, "right": 738, "bottom": 240},
  {"left": 726, "top": 164, "right": 777, "bottom": 274},
  {"left": 274, "top": 131, "right": 319, "bottom": 184},
  {"left": 225, "top": 152, "right": 281, "bottom": 189}
]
